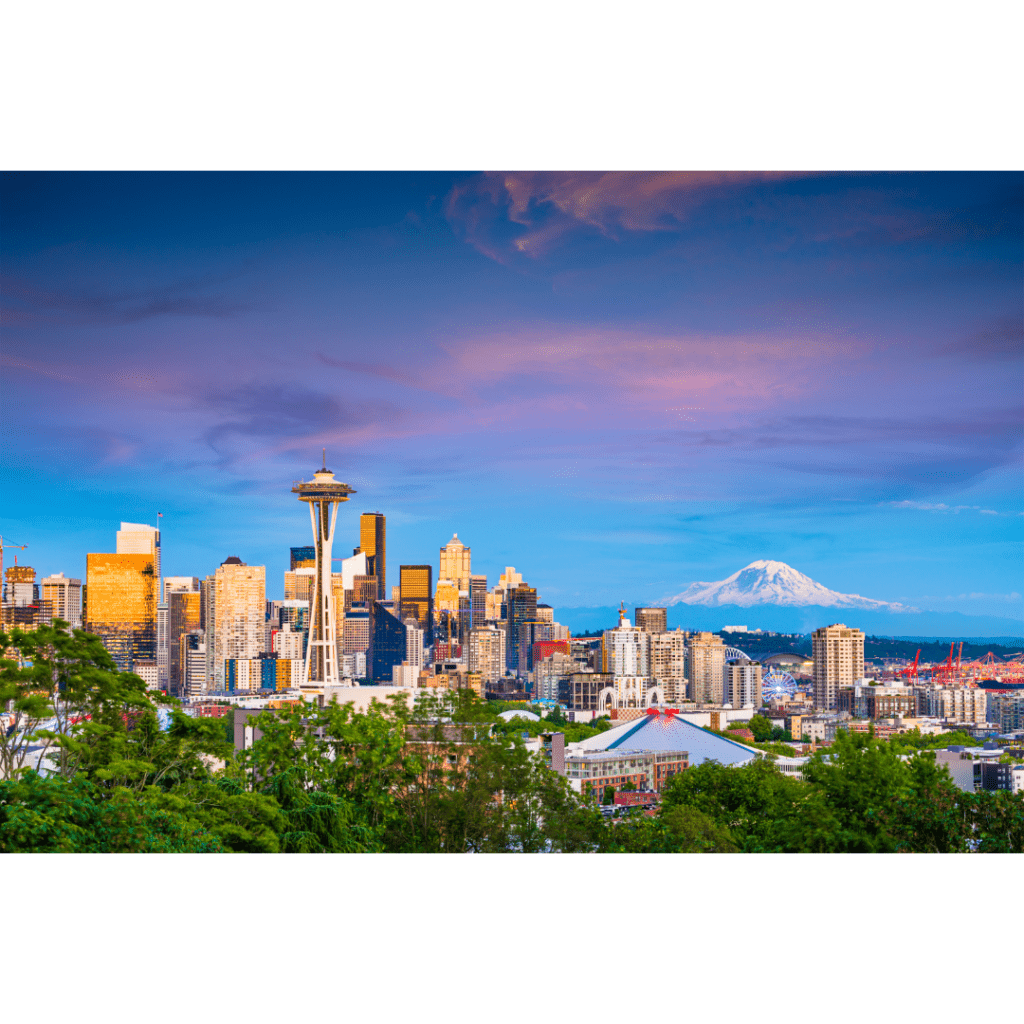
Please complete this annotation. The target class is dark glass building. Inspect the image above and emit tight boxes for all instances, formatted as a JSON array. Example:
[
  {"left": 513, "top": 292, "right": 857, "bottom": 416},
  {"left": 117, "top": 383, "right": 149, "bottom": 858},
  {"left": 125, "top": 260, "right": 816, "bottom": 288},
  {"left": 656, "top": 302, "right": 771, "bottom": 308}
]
[
  {"left": 290, "top": 546, "right": 316, "bottom": 569},
  {"left": 506, "top": 584, "right": 537, "bottom": 674},
  {"left": 368, "top": 600, "right": 407, "bottom": 682}
]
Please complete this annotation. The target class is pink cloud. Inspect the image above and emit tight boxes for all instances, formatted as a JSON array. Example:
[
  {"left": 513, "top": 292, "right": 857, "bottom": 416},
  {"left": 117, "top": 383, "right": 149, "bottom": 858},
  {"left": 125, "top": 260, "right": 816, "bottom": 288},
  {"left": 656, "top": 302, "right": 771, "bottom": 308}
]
[{"left": 447, "top": 171, "right": 813, "bottom": 260}]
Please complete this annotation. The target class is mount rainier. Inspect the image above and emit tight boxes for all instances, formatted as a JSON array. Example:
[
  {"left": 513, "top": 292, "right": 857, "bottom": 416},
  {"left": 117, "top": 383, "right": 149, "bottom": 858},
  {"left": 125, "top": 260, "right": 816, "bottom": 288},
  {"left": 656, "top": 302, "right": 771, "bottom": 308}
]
[{"left": 665, "top": 560, "right": 916, "bottom": 612}]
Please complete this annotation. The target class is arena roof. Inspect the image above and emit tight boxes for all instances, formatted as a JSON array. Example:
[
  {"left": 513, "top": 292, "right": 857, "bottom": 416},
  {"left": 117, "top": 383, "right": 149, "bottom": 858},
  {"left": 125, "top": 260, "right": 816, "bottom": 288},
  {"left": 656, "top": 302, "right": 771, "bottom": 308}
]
[{"left": 570, "top": 711, "right": 757, "bottom": 767}]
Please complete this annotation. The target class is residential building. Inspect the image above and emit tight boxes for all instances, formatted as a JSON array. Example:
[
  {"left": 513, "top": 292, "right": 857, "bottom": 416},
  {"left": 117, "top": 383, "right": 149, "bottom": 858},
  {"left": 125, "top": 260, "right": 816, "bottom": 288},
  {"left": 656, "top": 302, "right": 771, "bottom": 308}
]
[
  {"left": 650, "top": 628, "right": 688, "bottom": 705},
  {"left": 569, "top": 672, "right": 613, "bottom": 712},
  {"left": 405, "top": 618, "right": 425, "bottom": 672},
  {"left": 273, "top": 622, "right": 305, "bottom": 660},
  {"left": 925, "top": 686, "right": 989, "bottom": 724},
  {"left": 180, "top": 631, "right": 207, "bottom": 700},
  {"left": 988, "top": 693, "right": 1024, "bottom": 733},
  {"left": 468, "top": 625, "right": 506, "bottom": 686},
  {"left": 635, "top": 607, "right": 667, "bottom": 633},
  {"left": 812, "top": 624, "right": 865, "bottom": 711},
  {"left": 535, "top": 651, "right": 574, "bottom": 702},
  {"left": 40, "top": 572, "right": 82, "bottom": 629},
  {"left": 726, "top": 661, "right": 763, "bottom": 709},
  {"left": 3, "top": 564, "right": 36, "bottom": 606},
  {"left": 284, "top": 567, "right": 316, "bottom": 603},
  {"left": 342, "top": 604, "right": 370, "bottom": 653},
  {"left": 566, "top": 750, "right": 689, "bottom": 799},
  {"left": 602, "top": 608, "right": 651, "bottom": 677},
  {"left": 687, "top": 632, "right": 727, "bottom": 704},
  {"left": 211, "top": 558, "right": 266, "bottom": 689}
]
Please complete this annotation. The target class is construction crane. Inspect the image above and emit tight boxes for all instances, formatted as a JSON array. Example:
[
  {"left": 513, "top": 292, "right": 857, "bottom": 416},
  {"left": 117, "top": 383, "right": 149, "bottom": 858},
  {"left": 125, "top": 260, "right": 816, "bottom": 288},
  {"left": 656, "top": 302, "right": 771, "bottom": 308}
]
[
  {"left": 0, "top": 536, "right": 28, "bottom": 601},
  {"left": 900, "top": 649, "right": 921, "bottom": 682}
]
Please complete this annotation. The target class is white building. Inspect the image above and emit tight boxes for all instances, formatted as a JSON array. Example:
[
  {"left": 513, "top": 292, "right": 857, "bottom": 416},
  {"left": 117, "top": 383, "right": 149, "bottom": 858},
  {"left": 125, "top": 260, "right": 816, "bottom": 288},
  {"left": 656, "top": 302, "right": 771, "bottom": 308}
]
[
  {"left": 725, "top": 661, "right": 763, "bottom": 709},
  {"left": 925, "top": 686, "right": 988, "bottom": 724},
  {"left": 602, "top": 609, "right": 651, "bottom": 678},
  {"left": 469, "top": 625, "right": 506, "bottom": 685},
  {"left": 40, "top": 572, "right": 82, "bottom": 628},
  {"left": 116, "top": 522, "right": 161, "bottom": 587},
  {"left": 405, "top": 619, "right": 425, "bottom": 671},
  {"left": 812, "top": 624, "right": 865, "bottom": 711}
]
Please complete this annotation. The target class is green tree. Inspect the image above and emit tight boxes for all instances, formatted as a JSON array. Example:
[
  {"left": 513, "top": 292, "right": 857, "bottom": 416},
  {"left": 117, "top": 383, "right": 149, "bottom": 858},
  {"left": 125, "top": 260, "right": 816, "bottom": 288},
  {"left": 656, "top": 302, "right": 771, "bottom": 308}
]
[
  {"left": 747, "top": 714, "right": 773, "bottom": 742},
  {"left": 0, "top": 771, "right": 222, "bottom": 852}
]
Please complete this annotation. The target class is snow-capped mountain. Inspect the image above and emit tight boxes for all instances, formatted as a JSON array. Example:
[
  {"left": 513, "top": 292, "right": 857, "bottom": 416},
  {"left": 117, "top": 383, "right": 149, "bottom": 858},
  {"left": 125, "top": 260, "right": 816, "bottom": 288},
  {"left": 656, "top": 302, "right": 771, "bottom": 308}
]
[{"left": 665, "top": 560, "right": 915, "bottom": 612}]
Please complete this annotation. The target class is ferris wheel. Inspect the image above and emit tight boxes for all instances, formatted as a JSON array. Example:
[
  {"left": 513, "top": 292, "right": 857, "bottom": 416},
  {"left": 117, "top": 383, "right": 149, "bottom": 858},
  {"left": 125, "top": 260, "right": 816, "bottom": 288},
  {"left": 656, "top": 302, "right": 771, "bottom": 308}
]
[{"left": 763, "top": 667, "right": 797, "bottom": 699}]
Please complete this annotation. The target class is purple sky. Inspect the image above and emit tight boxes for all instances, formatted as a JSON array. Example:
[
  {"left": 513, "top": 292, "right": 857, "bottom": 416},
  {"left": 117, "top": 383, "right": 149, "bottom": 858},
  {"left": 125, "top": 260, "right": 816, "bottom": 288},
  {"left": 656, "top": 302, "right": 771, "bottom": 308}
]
[{"left": 1, "top": 171, "right": 1021, "bottom": 621}]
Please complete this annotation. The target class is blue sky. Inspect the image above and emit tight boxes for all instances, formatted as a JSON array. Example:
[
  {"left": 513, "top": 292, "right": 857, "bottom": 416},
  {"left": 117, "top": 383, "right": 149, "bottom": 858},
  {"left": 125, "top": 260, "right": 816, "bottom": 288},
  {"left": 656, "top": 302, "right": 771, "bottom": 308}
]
[{"left": 1, "top": 171, "right": 1021, "bottom": 619}]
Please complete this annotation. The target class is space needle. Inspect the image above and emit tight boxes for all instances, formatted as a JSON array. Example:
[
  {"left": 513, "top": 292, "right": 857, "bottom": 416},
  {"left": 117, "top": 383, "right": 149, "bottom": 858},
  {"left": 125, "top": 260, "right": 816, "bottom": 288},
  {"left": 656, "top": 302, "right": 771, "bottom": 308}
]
[{"left": 292, "top": 452, "right": 355, "bottom": 689}]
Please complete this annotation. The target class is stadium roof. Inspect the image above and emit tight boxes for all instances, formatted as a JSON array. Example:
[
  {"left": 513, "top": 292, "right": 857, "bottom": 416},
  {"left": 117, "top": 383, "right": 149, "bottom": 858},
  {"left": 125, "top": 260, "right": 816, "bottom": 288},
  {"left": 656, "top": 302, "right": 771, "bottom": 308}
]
[{"left": 570, "top": 711, "right": 758, "bottom": 767}]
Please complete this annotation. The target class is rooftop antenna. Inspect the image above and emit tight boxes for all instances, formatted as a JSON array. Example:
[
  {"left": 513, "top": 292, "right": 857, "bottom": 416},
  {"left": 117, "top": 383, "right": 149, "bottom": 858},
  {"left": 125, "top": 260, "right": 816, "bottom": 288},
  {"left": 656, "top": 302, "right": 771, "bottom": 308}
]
[{"left": 322, "top": 447, "right": 327, "bottom": 470}]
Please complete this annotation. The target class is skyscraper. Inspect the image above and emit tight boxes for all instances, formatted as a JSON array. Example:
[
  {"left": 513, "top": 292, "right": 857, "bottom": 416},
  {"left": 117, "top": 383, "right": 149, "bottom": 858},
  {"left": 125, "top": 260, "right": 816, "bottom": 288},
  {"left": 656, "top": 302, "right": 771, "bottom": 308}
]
[
  {"left": 211, "top": 557, "right": 266, "bottom": 689},
  {"left": 40, "top": 572, "right": 82, "bottom": 629},
  {"left": 635, "top": 607, "right": 667, "bottom": 633},
  {"left": 85, "top": 552, "right": 157, "bottom": 670},
  {"left": 439, "top": 534, "right": 471, "bottom": 591},
  {"left": 293, "top": 459, "right": 356, "bottom": 689},
  {"left": 116, "top": 522, "right": 161, "bottom": 592},
  {"left": 686, "top": 632, "right": 727, "bottom": 704},
  {"left": 359, "top": 512, "right": 386, "bottom": 601},
  {"left": 400, "top": 564, "right": 433, "bottom": 638},
  {"left": 290, "top": 546, "right": 316, "bottom": 569},
  {"left": 161, "top": 577, "right": 199, "bottom": 692},
  {"left": 650, "top": 628, "right": 688, "bottom": 704},
  {"left": 469, "top": 625, "right": 506, "bottom": 686},
  {"left": 168, "top": 589, "right": 201, "bottom": 696},
  {"left": 812, "top": 624, "right": 865, "bottom": 711},
  {"left": 602, "top": 608, "right": 651, "bottom": 678},
  {"left": 506, "top": 583, "right": 538, "bottom": 674},
  {"left": 368, "top": 600, "right": 406, "bottom": 682}
]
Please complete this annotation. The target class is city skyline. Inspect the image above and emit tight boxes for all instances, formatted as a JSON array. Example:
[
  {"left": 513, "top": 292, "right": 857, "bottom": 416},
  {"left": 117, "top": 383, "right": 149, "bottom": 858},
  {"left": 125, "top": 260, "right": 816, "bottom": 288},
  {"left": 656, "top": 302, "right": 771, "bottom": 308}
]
[{"left": 1, "top": 172, "right": 1021, "bottom": 623}]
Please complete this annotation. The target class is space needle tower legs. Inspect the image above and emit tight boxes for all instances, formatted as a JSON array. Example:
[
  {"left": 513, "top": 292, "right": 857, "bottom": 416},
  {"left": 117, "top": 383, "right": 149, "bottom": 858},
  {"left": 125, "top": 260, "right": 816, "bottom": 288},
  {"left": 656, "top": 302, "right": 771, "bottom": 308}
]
[{"left": 292, "top": 452, "right": 356, "bottom": 691}]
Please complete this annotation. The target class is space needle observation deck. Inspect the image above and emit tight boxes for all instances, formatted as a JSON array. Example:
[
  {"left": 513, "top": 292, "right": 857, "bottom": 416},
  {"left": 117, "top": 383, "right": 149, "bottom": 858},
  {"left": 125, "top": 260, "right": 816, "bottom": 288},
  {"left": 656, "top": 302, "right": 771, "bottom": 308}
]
[{"left": 292, "top": 452, "right": 356, "bottom": 689}]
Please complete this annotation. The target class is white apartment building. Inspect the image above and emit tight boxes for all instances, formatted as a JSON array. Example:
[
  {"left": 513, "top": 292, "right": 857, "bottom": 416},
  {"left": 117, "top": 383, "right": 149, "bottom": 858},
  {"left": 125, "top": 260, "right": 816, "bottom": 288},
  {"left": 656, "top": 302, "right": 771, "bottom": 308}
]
[
  {"left": 925, "top": 686, "right": 988, "bottom": 724},
  {"left": 212, "top": 558, "right": 266, "bottom": 688},
  {"left": 468, "top": 625, "right": 506, "bottom": 685},
  {"left": 602, "top": 611, "right": 651, "bottom": 678},
  {"left": 725, "top": 661, "right": 763, "bottom": 708},
  {"left": 40, "top": 572, "right": 82, "bottom": 629},
  {"left": 651, "top": 628, "right": 688, "bottom": 704}
]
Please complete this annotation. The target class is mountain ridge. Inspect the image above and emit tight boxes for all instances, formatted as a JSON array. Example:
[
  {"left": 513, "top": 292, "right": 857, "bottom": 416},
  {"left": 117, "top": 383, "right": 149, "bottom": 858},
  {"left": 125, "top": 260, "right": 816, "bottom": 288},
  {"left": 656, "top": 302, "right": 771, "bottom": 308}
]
[{"left": 665, "top": 559, "right": 916, "bottom": 612}]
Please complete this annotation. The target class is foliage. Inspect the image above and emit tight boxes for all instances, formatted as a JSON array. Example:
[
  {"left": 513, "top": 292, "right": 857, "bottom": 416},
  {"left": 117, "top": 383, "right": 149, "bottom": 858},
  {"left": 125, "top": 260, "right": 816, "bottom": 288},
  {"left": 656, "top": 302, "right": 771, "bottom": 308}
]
[
  {"left": 747, "top": 714, "right": 774, "bottom": 742},
  {"left": 0, "top": 771, "right": 221, "bottom": 852}
]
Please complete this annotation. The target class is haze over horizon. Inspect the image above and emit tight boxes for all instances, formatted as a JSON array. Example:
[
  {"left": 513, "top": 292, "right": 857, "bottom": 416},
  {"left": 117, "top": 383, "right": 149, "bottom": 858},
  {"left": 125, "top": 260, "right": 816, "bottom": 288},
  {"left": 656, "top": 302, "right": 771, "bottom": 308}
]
[{"left": 1, "top": 172, "right": 1021, "bottom": 623}]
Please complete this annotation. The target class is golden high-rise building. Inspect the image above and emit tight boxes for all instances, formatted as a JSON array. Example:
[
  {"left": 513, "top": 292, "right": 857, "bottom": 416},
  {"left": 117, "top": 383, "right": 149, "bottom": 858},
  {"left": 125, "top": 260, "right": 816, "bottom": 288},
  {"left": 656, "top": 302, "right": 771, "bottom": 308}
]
[
  {"left": 359, "top": 512, "right": 386, "bottom": 600},
  {"left": 812, "top": 624, "right": 865, "bottom": 711},
  {"left": 85, "top": 552, "right": 157, "bottom": 670},
  {"left": 400, "top": 564, "right": 433, "bottom": 637},
  {"left": 439, "top": 534, "right": 471, "bottom": 591},
  {"left": 116, "top": 522, "right": 161, "bottom": 588},
  {"left": 686, "top": 632, "right": 727, "bottom": 704},
  {"left": 211, "top": 557, "right": 266, "bottom": 689}
]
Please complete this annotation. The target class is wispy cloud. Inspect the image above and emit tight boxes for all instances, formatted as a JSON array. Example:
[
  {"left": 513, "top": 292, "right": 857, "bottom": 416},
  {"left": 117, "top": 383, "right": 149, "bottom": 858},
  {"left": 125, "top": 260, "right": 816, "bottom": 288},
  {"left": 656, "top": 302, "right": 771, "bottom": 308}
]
[
  {"left": 890, "top": 501, "right": 1007, "bottom": 515},
  {"left": 0, "top": 272, "right": 251, "bottom": 327},
  {"left": 936, "top": 316, "right": 1023, "bottom": 361}
]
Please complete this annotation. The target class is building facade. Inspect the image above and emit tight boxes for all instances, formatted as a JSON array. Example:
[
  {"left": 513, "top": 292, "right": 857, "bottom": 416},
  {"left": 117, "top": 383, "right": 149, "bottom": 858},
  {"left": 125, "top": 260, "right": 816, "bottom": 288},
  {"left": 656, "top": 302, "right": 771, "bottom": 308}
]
[
  {"left": 40, "top": 572, "right": 82, "bottom": 629},
  {"left": 359, "top": 512, "right": 387, "bottom": 600},
  {"left": 468, "top": 625, "right": 507, "bottom": 686},
  {"left": 686, "top": 632, "right": 727, "bottom": 704},
  {"left": 400, "top": 564, "right": 433, "bottom": 638},
  {"left": 85, "top": 552, "right": 158, "bottom": 671},
  {"left": 635, "top": 607, "right": 667, "bottom": 633},
  {"left": 812, "top": 624, "right": 865, "bottom": 711},
  {"left": 211, "top": 558, "right": 266, "bottom": 689},
  {"left": 725, "top": 661, "right": 763, "bottom": 709}
]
